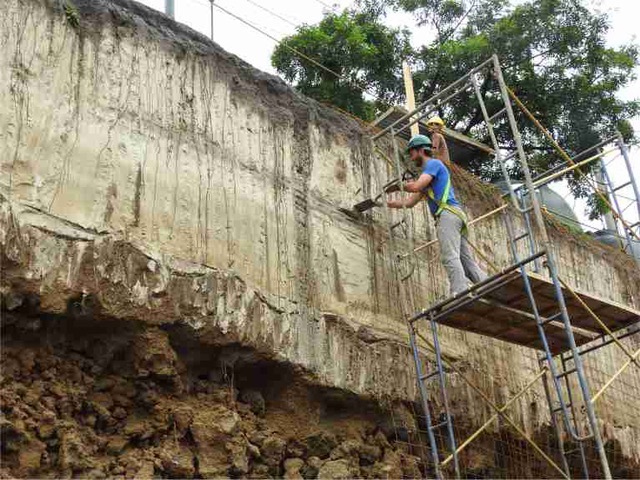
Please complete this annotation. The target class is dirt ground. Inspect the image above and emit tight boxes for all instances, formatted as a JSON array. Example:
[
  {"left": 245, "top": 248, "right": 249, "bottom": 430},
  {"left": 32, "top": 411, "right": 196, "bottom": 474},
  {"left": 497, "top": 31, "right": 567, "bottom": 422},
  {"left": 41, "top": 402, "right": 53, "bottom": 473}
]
[
  {"left": 2, "top": 308, "right": 638, "bottom": 479},
  {"left": 0, "top": 311, "right": 429, "bottom": 479}
]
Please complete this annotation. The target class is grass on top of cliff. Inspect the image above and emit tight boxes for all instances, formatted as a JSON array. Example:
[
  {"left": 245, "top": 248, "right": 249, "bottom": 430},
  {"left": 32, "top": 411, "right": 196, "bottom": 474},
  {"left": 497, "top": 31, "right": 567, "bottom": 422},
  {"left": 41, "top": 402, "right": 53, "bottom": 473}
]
[{"left": 63, "top": 1, "right": 80, "bottom": 28}]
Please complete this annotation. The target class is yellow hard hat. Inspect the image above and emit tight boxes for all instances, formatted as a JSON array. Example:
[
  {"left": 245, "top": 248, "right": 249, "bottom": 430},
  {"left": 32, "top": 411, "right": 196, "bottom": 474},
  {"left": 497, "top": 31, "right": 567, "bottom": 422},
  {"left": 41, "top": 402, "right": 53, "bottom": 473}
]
[{"left": 426, "top": 116, "right": 445, "bottom": 127}]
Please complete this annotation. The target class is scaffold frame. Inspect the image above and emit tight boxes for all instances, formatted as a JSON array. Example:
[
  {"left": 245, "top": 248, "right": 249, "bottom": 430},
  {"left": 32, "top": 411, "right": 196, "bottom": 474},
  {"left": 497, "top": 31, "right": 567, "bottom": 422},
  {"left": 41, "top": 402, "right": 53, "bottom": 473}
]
[{"left": 371, "top": 54, "right": 640, "bottom": 479}]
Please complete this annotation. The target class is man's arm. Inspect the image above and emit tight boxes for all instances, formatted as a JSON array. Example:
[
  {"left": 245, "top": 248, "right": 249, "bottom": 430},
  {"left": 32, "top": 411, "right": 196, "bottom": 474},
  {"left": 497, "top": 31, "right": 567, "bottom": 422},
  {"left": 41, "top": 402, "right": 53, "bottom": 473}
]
[
  {"left": 387, "top": 192, "right": 423, "bottom": 209},
  {"left": 431, "top": 132, "right": 442, "bottom": 150},
  {"left": 403, "top": 173, "right": 433, "bottom": 193}
]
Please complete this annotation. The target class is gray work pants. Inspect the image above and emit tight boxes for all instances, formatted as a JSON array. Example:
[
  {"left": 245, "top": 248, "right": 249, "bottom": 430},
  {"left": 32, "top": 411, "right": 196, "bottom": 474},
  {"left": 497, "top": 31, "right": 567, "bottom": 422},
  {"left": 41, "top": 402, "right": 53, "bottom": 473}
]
[{"left": 436, "top": 210, "right": 487, "bottom": 295}]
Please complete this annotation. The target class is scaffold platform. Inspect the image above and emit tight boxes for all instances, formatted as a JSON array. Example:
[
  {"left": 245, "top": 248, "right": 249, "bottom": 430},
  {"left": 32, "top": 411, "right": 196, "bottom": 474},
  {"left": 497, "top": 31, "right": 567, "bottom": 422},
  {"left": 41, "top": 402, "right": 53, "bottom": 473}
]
[{"left": 412, "top": 255, "right": 640, "bottom": 355}]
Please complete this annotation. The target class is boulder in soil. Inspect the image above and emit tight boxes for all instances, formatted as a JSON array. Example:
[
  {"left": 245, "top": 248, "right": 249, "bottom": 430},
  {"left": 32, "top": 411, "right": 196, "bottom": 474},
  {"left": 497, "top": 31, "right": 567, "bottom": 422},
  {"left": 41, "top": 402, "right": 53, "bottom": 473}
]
[
  {"left": 158, "top": 441, "right": 195, "bottom": 479},
  {"left": 284, "top": 457, "right": 305, "bottom": 479},
  {"left": 317, "top": 459, "right": 352, "bottom": 479},
  {"left": 304, "top": 432, "right": 338, "bottom": 459},
  {"left": 239, "top": 389, "right": 266, "bottom": 417}
]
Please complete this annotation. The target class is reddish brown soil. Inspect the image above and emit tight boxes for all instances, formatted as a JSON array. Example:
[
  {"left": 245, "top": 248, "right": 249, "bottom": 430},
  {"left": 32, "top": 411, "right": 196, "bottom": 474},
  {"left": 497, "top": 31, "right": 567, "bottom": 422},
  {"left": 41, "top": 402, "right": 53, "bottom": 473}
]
[{"left": 0, "top": 313, "right": 425, "bottom": 479}]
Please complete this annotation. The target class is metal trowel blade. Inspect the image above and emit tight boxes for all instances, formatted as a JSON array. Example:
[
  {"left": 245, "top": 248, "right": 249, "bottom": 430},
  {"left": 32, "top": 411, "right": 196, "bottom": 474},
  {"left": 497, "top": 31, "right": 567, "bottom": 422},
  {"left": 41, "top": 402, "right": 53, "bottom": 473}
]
[{"left": 353, "top": 198, "right": 378, "bottom": 212}]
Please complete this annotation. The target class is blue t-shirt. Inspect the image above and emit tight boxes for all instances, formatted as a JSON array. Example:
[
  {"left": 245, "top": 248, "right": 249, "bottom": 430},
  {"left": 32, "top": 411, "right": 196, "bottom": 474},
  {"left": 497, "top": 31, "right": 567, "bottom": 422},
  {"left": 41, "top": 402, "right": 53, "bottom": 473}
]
[{"left": 422, "top": 158, "right": 460, "bottom": 216}]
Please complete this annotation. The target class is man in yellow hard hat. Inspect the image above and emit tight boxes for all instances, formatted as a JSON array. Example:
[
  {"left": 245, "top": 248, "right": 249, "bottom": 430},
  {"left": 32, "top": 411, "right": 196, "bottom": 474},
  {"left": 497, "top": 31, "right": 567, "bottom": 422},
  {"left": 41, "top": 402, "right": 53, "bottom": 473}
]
[{"left": 426, "top": 116, "right": 450, "bottom": 164}]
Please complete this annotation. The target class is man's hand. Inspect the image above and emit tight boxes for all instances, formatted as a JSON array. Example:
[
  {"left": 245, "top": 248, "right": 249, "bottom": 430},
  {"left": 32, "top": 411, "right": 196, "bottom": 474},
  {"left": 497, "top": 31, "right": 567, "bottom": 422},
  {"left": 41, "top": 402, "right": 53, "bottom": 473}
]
[
  {"left": 387, "top": 198, "right": 402, "bottom": 209},
  {"left": 387, "top": 191, "right": 423, "bottom": 209},
  {"left": 403, "top": 180, "right": 417, "bottom": 192}
]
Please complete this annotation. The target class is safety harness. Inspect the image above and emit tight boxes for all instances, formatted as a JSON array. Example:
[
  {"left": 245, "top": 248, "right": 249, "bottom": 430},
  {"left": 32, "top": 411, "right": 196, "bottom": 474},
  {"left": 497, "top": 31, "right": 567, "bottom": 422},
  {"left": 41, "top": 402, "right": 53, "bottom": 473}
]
[{"left": 425, "top": 175, "right": 469, "bottom": 234}]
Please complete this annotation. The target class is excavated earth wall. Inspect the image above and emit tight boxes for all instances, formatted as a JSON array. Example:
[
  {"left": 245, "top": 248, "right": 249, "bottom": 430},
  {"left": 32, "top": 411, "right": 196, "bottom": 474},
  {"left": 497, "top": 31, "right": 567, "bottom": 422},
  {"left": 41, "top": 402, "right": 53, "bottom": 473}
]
[{"left": 0, "top": 0, "right": 639, "bottom": 477}]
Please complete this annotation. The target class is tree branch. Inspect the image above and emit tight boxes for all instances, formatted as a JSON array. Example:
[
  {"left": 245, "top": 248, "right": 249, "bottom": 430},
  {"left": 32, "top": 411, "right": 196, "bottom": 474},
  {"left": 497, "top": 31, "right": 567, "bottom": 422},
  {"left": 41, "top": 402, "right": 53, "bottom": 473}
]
[{"left": 439, "top": 0, "right": 478, "bottom": 44}]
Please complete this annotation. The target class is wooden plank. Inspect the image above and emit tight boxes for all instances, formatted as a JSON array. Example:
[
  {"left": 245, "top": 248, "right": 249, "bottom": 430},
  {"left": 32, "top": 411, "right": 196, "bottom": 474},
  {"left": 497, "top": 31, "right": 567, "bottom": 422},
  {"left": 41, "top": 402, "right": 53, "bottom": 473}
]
[
  {"left": 438, "top": 301, "right": 595, "bottom": 354},
  {"left": 526, "top": 272, "right": 640, "bottom": 333},
  {"left": 429, "top": 272, "right": 639, "bottom": 354}
]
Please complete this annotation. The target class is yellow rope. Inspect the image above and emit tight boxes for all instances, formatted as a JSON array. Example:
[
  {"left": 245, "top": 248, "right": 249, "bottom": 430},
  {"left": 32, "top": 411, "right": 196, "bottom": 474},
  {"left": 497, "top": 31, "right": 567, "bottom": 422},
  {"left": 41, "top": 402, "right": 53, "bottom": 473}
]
[
  {"left": 415, "top": 331, "right": 569, "bottom": 479},
  {"left": 558, "top": 276, "right": 640, "bottom": 369},
  {"left": 591, "top": 347, "right": 640, "bottom": 404},
  {"left": 507, "top": 87, "right": 639, "bottom": 242},
  {"left": 441, "top": 368, "right": 548, "bottom": 467}
]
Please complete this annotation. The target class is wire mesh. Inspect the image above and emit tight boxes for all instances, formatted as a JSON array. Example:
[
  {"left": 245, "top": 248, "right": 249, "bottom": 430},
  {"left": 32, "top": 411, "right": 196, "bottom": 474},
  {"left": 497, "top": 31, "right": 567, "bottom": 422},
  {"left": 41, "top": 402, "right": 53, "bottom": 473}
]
[
  {"left": 384, "top": 327, "right": 640, "bottom": 478},
  {"left": 372, "top": 59, "right": 640, "bottom": 479}
]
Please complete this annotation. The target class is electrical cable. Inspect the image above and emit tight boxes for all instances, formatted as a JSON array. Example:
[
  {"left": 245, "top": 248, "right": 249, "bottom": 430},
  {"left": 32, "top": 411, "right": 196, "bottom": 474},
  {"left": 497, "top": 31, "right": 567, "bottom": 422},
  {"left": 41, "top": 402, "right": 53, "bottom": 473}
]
[
  {"left": 242, "top": 0, "right": 300, "bottom": 27},
  {"left": 209, "top": 1, "right": 380, "bottom": 98},
  {"left": 310, "top": 0, "right": 333, "bottom": 9}
]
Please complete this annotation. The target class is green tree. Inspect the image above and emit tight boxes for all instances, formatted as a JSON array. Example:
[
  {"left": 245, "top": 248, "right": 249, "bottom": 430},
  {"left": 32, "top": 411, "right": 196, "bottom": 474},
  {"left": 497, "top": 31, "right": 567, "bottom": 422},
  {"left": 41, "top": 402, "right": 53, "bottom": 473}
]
[
  {"left": 272, "top": 0, "right": 638, "bottom": 209},
  {"left": 271, "top": 9, "right": 412, "bottom": 121},
  {"left": 404, "top": 0, "right": 639, "bottom": 183}
]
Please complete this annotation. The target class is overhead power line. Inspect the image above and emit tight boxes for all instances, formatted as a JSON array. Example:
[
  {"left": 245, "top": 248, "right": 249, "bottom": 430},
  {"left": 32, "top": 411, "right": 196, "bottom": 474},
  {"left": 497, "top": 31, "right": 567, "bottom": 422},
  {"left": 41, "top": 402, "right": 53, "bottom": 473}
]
[
  {"left": 311, "top": 0, "right": 333, "bottom": 9},
  {"left": 209, "top": 1, "right": 380, "bottom": 98},
  {"left": 242, "top": 0, "right": 300, "bottom": 28}
]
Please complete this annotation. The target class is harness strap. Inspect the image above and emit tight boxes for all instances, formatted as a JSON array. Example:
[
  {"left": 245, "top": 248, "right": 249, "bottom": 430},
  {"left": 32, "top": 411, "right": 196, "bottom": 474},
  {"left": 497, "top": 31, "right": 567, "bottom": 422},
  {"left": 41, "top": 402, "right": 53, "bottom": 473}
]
[{"left": 426, "top": 177, "right": 468, "bottom": 233}]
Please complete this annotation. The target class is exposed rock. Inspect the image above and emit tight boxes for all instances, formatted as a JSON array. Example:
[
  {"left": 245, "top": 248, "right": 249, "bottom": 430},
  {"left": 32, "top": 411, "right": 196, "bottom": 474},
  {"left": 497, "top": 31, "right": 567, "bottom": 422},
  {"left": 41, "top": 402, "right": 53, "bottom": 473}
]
[
  {"left": 249, "top": 463, "right": 271, "bottom": 479},
  {"left": 359, "top": 444, "right": 382, "bottom": 466},
  {"left": 329, "top": 439, "right": 362, "bottom": 460},
  {"left": 189, "top": 406, "right": 241, "bottom": 477},
  {"left": 305, "top": 432, "right": 338, "bottom": 459},
  {"left": 86, "top": 468, "right": 107, "bottom": 479},
  {"left": 190, "top": 405, "right": 240, "bottom": 443},
  {"left": 0, "top": 418, "right": 28, "bottom": 453},
  {"left": 17, "top": 349, "right": 36, "bottom": 373},
  {"left": 123, "top": 417, "right": 150, "bottom": 439},
  {"left": 401, "top": 453, "right": 423, "bottom": 479},
  {"left": 16, "top": 436, "right": 46, "bottom": 473},
  {"left": 135, "top": 461, "right": 156, "bottom": 479},
  {"left": 171, "top": 405, "right": 195, "bottom": 436},
  {"left": 37, "top": 420, "right": 57, "bottom": 441},
  {"left": 247, "top": 442, "right": 262, "bottom": 460},
  {"left": 58, "top": 429, "right": 95, "bottom": 473},
  {"left": 158, "top": 441, "right": 195, "bottom": 479},
  {"left": 240, "top": 389, "right": 266, "bottom": 417},
  {"left": 287, "top": 438, "right": 307, "bottom": 459},
  {"left": 105, "top": 436, "right": 128, "bottom": 455},
  {"left": 284, "top": 457, "right": 305, "bottom": 479},
  {"left": 371, "top": 449, "right": 403, "bottom": 479},
  {"left": 227, "top": 438, "right": 250, "bottom": 476},
  {"left": 248, "top": 430, "right": 268, "bottom": 448},
  {"left": 131, "top": 329, "right": 182, "bottom": 391},
  {"left": 371, "top": 430, "right": 391, "bottom": 449},
  {"left": 301, "top": 456, "right": 322, "bottom": 480},
  {"left": 317, "top": 459, "right": 352, "bottom": 479},
  {"left": 261, "top": 434, "right": 287, "bottom": 469}
]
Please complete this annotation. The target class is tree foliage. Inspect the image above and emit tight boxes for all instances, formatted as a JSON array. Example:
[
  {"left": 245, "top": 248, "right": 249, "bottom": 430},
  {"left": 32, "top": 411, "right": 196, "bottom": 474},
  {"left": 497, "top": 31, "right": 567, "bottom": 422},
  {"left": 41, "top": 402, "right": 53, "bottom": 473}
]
[
  {"left": 271, "top": 0, "right": 639, "bottom": 208},
  {"left": 271, "top": 10, "right": 411, "bottom": 120},
  {"left": 406, "top": 0, "right": 639, "bottom": 180}
]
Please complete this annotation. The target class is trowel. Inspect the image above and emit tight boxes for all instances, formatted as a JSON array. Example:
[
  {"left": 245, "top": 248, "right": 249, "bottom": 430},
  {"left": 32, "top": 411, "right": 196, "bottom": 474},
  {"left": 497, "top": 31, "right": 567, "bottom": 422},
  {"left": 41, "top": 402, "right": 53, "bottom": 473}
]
[
  {"left": 341, "top": 170, "right": 417, "bottom": 218},
  {"left": 351, "top": 178, "right": 402, "bottom": 213}
]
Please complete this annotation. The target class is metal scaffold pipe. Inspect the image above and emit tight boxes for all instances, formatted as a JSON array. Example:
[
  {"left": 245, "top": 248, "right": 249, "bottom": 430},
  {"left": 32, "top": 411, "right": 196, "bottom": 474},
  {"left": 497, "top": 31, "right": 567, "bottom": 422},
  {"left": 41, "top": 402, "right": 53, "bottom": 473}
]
[
  {"left": 165, "top": 0, "right": 175, "bottom": 19},
  {"left": 494, "top": 54, "right": 613, "bottom": 479},
  {"left": 616, "top": 130, "right": 640, "bottom": 227},
  {"left": 530, "top": 147, "right": 618, "bottom": 190},
  {"left": 372, "top": 57, "right": 494, "bottom": 140},
  {"left": 492, "top": 55, "right": 549, "bottom": 244},
  {"left": 529, "top": 135, "right": 617, "bottom": 184}
]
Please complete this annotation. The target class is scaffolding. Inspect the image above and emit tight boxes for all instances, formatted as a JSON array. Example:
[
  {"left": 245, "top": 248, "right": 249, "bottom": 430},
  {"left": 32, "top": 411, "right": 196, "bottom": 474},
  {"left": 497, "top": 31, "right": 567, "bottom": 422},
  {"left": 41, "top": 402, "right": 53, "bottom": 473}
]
[{"left": 370, "top": 55, "right": 640, "bottom": 479}]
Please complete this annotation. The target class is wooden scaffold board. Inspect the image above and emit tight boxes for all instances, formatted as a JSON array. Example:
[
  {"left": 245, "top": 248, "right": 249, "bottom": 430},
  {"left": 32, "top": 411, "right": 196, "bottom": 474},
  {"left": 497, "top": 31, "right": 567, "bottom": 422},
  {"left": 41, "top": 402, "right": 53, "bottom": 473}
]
[{"left": 430, "top": 271, "right": 640, "bottom": 355}]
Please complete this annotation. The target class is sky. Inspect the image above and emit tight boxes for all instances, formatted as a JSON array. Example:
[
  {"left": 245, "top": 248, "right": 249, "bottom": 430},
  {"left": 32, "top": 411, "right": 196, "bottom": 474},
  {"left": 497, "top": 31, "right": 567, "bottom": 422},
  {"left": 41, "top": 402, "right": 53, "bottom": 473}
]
[{"left": 137, "top": 0, "right": 639, "bottom": 234}]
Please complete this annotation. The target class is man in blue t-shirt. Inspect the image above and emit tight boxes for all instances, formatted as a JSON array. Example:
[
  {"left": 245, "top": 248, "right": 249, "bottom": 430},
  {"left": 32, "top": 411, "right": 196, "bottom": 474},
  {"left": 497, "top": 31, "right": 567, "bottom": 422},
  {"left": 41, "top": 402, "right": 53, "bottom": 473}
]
[{"left": 386, "top": 134, "right": 487, "bottom": 296}]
